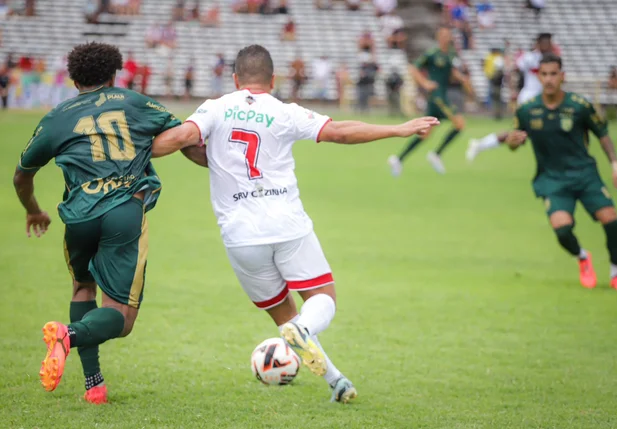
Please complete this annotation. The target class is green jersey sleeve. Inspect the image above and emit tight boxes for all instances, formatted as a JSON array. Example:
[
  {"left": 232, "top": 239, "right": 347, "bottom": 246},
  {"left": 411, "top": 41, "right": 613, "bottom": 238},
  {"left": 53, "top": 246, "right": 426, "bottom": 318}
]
[
  {"left": 583, "top": 102, "right": 608, "bottom": 139},
  {"left": 18, "top": 116, "right": 56, "bottom": 173},
  {"left": 131, "top": 93, "right": 182, "bottom": 136}
]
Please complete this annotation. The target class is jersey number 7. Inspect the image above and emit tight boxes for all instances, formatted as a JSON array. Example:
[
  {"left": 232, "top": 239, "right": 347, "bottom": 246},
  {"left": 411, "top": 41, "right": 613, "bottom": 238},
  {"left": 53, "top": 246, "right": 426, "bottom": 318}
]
[{"left": 229, "top": 129, "right": 263, "bottom": 180}]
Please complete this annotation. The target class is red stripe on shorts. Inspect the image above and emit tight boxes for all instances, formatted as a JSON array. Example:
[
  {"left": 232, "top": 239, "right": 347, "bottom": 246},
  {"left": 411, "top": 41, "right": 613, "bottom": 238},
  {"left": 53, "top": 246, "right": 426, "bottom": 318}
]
[
  {"left": 287, "top": 273, "right": 334, "bottom": 291},
  {"left": 254, "top": 287, "right": 289, "bottom": 309}
]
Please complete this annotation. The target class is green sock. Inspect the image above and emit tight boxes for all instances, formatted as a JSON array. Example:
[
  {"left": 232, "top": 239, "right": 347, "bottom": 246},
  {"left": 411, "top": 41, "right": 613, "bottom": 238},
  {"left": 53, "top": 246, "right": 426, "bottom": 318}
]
[
  {"left": 398, "top": 136, "right": 422, "bottom": 162},
  {"left": 554, "top": 225, "right": 581, "bottom": 257},
  {"left": 435, "top": 129, "right": 460, "bottom": 155},
  {"left": 70, "top": 301, "right": 101, "bottom": 377},
  {"left": 69, "top": 307, "right": 125, "bottom": 348},
  {"left": 603, "top": 220, "right": 617, "bottom": 265}
]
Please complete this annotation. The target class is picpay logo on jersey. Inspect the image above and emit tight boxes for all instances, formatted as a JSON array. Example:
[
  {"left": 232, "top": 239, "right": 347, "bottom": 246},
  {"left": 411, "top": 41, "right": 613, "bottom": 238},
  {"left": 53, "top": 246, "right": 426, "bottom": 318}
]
[{"left": 225, "top": 106, "right": 275, "bottom": 127}]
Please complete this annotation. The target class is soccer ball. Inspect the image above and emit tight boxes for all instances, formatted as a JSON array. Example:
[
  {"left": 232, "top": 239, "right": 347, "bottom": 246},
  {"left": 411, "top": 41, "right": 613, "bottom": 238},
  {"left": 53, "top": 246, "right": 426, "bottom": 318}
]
[{"left": 251, "top": 338, "right": 300, "bottom": 385}]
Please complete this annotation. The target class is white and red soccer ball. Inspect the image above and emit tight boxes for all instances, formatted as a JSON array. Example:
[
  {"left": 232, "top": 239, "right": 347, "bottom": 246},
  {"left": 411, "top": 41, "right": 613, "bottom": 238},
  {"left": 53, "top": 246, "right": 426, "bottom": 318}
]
[{"left": 251, "top": 338, "right": 300, "bottom": 385}]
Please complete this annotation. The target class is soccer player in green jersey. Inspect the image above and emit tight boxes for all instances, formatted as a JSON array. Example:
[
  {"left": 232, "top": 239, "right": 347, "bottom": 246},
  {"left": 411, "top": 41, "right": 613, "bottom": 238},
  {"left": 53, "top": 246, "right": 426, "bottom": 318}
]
[
  {"left": 505, "top": 54, "right": 617, "bottom": 289},
  {"left": 388, "top": 26, "right": 474, "bottom": 175},
  {"left": 12, "top": 42, "right": 186, "bottom": 403}
]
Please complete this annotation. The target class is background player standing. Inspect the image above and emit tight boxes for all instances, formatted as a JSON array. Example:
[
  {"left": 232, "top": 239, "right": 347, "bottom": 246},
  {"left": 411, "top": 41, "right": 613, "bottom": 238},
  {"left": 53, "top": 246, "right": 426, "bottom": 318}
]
[
  {"left": 467, "top": 33, "right": 556, "bottom": 161},
  {"left": 505, "top": 54, "right": 617, "bottom": 288},
  {"left": 388, "top": 27, "right": 474, "bottom": 176},
  {"left": 152, "top": 44, "right": 440, "bottom": 403},
  {"left": 12, "top": 42, "right": 185, "bottom": 404}
]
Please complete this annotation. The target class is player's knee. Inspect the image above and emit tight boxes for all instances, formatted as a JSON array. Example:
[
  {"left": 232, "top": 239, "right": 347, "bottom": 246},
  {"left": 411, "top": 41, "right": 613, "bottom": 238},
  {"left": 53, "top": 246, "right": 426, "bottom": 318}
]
[
  {"left": 119, "top": 313, "right": 137, "bottom": 337},
  {"left": 596, "top": 207, "right": 617, "bottom": 224},
  {"left": 299, "top": 284, "right": 336, "bottom": 305},
  {"left": 72, "top": 282, "right": 97, "bottom": 301},
  {"left": 453, "top": 115, "right": 465, "bottom": 131}
]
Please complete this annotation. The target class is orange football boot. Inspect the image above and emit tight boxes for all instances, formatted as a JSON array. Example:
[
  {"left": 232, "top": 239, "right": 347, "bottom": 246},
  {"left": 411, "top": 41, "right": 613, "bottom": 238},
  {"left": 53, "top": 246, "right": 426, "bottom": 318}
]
[
  {"left": 84, "top": 385, "right": 108, "bottom": 404},
  {"left": 39, "top": 321, "right": 71, "bottom": 392},
  {"left": 610, "top": 276, "right": 617, "bottom": 290},
  {"left": 578, "top": 252, "right": 597, "bottom": 289}
]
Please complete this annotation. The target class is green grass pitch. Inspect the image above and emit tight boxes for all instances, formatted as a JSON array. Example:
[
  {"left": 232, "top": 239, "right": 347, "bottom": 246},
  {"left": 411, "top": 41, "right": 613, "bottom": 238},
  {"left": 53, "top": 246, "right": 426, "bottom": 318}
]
[{"left": 1, "top": 110, "right": 617, "bottom": 429}]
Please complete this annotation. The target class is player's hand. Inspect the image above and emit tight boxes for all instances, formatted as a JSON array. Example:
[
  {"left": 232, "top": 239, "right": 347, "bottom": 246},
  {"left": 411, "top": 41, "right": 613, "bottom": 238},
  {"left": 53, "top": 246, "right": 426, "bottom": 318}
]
[
  {"left": 424, "top": 81, "right": 438, "bottom": 92},
  {"left": 398, "top": 117, "right": 440, "bottom": 137},
  {"left": 504, "top": 130, "right": 527, "bottom": 150},
  {"left": 26, "top": 211, "right": 51, "bottom": 238}
]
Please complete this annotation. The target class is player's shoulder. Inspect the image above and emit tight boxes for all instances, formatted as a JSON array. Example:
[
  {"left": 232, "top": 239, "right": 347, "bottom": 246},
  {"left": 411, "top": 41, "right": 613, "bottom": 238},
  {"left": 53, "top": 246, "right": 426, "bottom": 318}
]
[
  {"left": 566, "top": 92, "right": 592, "bottom": 110},
  {"left": 517, "top": 96, "right": 541, "bottom": 114}
]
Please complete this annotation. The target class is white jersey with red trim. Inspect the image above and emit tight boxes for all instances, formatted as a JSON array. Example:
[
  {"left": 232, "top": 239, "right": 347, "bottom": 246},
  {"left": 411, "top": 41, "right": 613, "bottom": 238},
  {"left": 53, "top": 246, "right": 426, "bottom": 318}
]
[
  {"left": 516, "top": 50, "right": 543, "bottom": 104},
  {"left": 186, "top": 89, "right": 331, "bottom": 248}
]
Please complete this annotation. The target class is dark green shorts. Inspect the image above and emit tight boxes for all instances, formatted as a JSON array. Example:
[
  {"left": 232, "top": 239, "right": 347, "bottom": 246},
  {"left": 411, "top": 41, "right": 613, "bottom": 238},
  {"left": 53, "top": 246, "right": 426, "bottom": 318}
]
[
  {"left": 64, "top": 198, "right": 148, "bottom": 308},
  {"left": 427, "top": 96, "right": 458, "bottom": 120},
  {"left": 543, "top": 176, "right": 614, "bottom": 220}
]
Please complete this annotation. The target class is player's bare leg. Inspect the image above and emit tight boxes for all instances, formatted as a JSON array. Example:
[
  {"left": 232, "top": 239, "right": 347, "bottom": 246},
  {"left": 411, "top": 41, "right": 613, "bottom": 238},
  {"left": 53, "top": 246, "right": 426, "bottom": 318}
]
[
  {"left": 549, "top": 210, "right": 596, "bottom": 288},
  {"left": 595, "top": 207, "right": 617, "bottom": 288},
  {"left": 268, "top": 292, "right": 357, "bottom": 403},
  {"left": 427, "top": 114, "right": 465, "bottom": 174},
  {"left": 467, "top": 131, "right": 509, "bottom": 162}
]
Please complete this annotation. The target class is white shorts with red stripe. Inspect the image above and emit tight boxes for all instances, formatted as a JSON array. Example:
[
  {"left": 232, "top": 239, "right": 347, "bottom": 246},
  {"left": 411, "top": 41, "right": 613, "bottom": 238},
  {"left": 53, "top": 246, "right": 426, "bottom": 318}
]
[{"left": 225, "top": 231, "right": 334, "bottom": 310}]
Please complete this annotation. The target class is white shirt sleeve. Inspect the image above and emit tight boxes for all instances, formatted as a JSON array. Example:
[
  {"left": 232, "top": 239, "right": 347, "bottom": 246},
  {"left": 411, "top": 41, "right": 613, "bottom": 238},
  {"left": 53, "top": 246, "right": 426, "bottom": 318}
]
[
  {"left": 186, "top": 99, "right": 217, "bottom": 143},
  {"left": 285, "top": 103, "right": 331, "bottom": 142},
  {"left": 516, "top": 52, "right": 531, "bottom": 72}
]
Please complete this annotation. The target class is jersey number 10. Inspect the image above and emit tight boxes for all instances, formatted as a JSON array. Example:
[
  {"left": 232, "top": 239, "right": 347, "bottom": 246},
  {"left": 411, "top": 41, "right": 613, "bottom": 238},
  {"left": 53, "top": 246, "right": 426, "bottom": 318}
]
[
  {"left": 74, "top": 110, "right": 136, "bottom": 162},
  {"left": 229, "top": 129, "right": 263, "bottom": 179}
]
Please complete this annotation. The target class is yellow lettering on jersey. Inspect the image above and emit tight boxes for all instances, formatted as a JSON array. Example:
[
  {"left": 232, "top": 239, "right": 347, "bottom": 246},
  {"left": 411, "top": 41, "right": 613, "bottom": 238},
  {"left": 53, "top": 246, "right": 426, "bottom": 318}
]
[
  {"left": 562, "top": 107, "right": 575, "bottom": 114},
  {"left": 107, "top": 94, "right": 125, "bottom": 100},
  {"left": 82, "top": 179, "right": 104, "bottom": 194},
  {"left": 530, "top": 108, "right": 543, "bottom": 116},
  {"left": 147, "top": 101, "right": 169, "bottom": 113},
  {"left": 531, "top": 119, "right": 543, "bottom": 130},
  {"left": 95, "top": 93, "right": 107, "bottom": 107}
]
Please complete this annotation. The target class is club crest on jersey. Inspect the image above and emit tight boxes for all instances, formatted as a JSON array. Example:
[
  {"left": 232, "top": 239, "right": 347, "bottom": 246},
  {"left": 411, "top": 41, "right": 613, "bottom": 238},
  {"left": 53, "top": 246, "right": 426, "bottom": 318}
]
[
  {"left": 531, "top": 119, "right": 543, "bottom": 130},
  {"left": 245, "top": 96, "right": 256, "bottom": 105},
  {"left": 435, "top": 57, "right": 446, "bottom": 67},
  {"left": 560, "top": 117, "right": 573, "bottom": 132}
]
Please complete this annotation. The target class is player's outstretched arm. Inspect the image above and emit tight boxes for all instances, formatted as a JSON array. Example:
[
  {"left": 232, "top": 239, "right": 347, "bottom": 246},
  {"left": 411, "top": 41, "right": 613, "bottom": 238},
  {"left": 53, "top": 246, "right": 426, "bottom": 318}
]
[
  {"left": 152, "top": 122, "right": 202, "bottom": 158},
  {"left": 452, "top": 68, "right": 475, "bottom": 98},
  {"left": 319, "top": 117, "right": 440, "bottom": 145},
  {"left": 409, "top": 65, "right": 437, "bottom": 92},
  {"left": 13, "top": 168, "right": 51, "bottom": 237}
]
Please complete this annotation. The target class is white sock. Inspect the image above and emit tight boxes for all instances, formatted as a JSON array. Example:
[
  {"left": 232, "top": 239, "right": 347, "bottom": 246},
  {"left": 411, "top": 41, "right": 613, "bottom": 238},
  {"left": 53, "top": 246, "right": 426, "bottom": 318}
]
[
  {"left": 297, "top": 294, "right": 336, "bottom": 336},
  {"left": 476, "top": 133, "right": 500, "bottom": 151},
  {"left": 311, "top": 335, "right": 342, "bottom": 386},
  {"left": 578, "top": 249, "right": 588, "bottom": 260},
  {"left": 610, "top": 263, "right": 617, "bottom": 279}
]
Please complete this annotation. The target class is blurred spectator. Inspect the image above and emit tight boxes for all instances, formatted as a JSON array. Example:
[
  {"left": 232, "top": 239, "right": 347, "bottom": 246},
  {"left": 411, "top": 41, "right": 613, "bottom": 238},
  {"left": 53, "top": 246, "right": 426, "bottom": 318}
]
[
  {"left": 315, "top": 0, "right": 333, "bottom": 10},
  {"left": 273, "top": 0, "right": 289, "bottom": 14},
  {"left": 484, "top": 47, "right": 505, "bottom": 119},
  {"left": 476, "top": 1, "right": 495, "bottom": 29},
  {"left": 6, "top": 53, "right": 16, "bottom": 70},
  {"left": 188, "top": 1, "right": 200, "bottom": 21},
  {"left": 161, "top": 21, "right": 178, "bottom": 49},
  {"left": 346, "top": 0, "right": 361, "bottom": 11},
  {"left": 247, "top": 0, "right": 261, "bottom": 13},
  {"left": 373, "top": 0, "right": 396, "bottom": 17},
  {"left": 281, "top": 18, "right": 296, "bottom": 41},
  {"left": 232, "top": 0, "right": 248, "bottom": 13},
  {"left": 84, "top": 0, "right": 99, "bottom": 22},
  {"left": 290, "top": 55, "right": 306, "bottom": 102},
  {"left": 609, "top": 67, "right": 617, "bottom": 90},
  {"left": 0, "top": 0, "right": 9, "bottom": 19},
  {"left": 380, "top": 12, "right": 406, "bottom": 49},
  {"left": 25, "top": 0, "right": 35, "bottom": 16},
  {"left": 356, "top": 53, "right": 379, "bottom": 112},
  {"left": 336, "top": 62, "right": 352, "bottom": 110},
  {"left": 201, "top": 2, "right": 220, "bottom": 26},
  {"left": 212, "top": 53, "right": 225, "bottom": 98},
  {"left": 525, "top": 0, "right": 544, "bottom": 19},
  {"left": 138, "top": 63, "right": 151, "bottom": 95},
  {"left": 123, "top": 52, "right": 138, "bottom": 90},
  {"left": 450, "top": 0, "right": 473, "bottom": 50},
  {"left": 51, "top": 55, "right": 68, "bottom": 106},
  {"left": 358, "top": 30, "right": 375, "bottom": 54},
  {"left": 312, "top": 55, "right": 332, "bottom": 101},
  {"left": 0, "top": 64, "right": 8, "bottom": 109},
  {"left": 173, "top": 0, "right": 185, "bottom": 21},
  {"left": 385, "top": 68, "right": 403, "bottom": 116},
  {"left": 164, "top": 58, "right": 174, "bottom": 97},
  {"left": 448, "top": 58, "right": 470, "bottom": 113},
  {"left": 146, "top": 23, "right": 163, "bottom": 48},
  {"left": 184, "top": 61, "right": 194, "bottom": 100}
]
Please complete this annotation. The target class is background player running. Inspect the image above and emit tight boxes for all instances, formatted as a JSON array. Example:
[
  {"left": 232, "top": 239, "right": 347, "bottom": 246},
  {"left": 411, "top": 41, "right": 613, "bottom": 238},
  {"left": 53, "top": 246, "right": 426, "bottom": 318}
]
[
  {"left": 504, "top": 54, "right": 617, "bottom": 288},
  {"left": 152, "top": 44, "right": 440, "bottom": 403},
  {"left": 467, "top": 33, "right": 556, "bottom": 161},
  {"left": 388, "top": 26, "right": 474, "bottom": 176},
  {"left": 12, "top": 42, "right": 188, "bottom": 404}
]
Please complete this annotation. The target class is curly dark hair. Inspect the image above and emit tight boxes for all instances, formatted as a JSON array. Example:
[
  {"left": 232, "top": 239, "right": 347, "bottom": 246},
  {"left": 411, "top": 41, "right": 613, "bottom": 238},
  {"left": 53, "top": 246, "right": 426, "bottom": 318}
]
[{"left": 67, "top": 42, "right": 123, "bottom": 87}]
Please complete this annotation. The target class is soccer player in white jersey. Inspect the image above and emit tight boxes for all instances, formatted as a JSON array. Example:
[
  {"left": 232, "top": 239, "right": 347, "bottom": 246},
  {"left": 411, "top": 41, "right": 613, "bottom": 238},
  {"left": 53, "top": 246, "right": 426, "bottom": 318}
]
[
  {"left": 466, "top": 33, "right": 554, "bottom": 161},
  {"left": 152, "top": 45, "right": 439, "bottom": 403}
]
